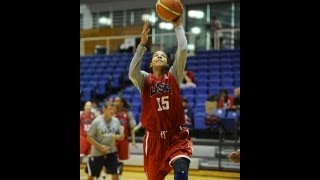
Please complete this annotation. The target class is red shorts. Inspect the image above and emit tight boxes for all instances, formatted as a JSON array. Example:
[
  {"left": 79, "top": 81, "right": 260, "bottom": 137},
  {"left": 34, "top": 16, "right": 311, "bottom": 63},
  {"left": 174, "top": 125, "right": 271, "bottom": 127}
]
[
  {"left": 116, "top": 139, "right": 129, "bottom": 160},
  {"left": 80, "top": 135, "right": 91, "bottom": 157},
  {"left": 143, "top": 127, "right": 193, "bottom": 180}
]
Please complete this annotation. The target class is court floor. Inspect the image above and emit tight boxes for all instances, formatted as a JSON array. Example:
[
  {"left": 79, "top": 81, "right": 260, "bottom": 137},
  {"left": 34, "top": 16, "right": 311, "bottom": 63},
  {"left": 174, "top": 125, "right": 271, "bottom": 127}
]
[{"left": 80, "top": 165, "right": 240, "bottom": 180}]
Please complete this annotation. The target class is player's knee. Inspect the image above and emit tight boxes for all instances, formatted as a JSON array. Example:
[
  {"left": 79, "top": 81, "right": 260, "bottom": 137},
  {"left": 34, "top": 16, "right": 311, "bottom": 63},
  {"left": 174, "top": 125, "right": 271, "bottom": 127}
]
[
  {"left": 173, "top": 158, "right": 190, "bottom": 179},
  {"left": 173, "top": 158, "right": 190, "bottom": 173}
]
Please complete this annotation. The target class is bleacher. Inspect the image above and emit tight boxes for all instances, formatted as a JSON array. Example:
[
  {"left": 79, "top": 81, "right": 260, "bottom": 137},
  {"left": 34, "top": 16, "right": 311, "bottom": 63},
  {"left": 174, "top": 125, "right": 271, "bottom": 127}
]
[{"left": 80, "top": 49, "right": 240, "bottom": 134}]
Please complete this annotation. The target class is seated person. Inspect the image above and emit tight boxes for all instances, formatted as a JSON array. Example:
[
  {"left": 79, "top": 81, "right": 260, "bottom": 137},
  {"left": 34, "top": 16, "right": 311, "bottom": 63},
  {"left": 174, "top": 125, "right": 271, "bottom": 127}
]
[
  {"left": 232, "top": 87, "right": 240, "bottom": 111},
  {"left": 205, "top": 94, "right": 218, "bottom": 115},
  {"left": 180, "top": 68, "right": 196, "bottom": 88},
  {"left": 217, "top": 89, "right": 234, "bottom": 109}
]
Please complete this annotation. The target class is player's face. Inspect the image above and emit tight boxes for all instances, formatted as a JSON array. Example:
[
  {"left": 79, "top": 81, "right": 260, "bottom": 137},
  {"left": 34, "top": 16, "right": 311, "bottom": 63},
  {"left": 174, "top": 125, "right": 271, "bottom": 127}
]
[
  {"left": 114, "top": 97, "right": 123, "bottom": 108},
  {"left": 151, "top": 51, "right": 168, "bottom": 68},
  {"left": 104, "top": 105, "right": 115, "bottom": 116},
  {"left": 234, "top": 88, "right": 240, "bottom": 97},
  {"left": 84, "top": 102, "right": 92, "bottom": 113}
]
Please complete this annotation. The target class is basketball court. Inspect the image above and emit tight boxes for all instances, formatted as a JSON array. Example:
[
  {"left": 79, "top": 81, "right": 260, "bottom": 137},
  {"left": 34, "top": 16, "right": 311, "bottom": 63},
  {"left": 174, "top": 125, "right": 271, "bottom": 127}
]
[{"left": 80, "top": 165, "right": 240, "bottom": 180}]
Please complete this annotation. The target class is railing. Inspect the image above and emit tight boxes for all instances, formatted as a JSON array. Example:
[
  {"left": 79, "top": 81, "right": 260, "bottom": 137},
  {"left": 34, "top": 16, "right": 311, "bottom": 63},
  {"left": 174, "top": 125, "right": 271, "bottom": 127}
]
[
  {"left": 80, "top": 28, "right": 240, "bottom": 54},
  {"left": 80, "top": 32, "right": 197, "bottom": 56},
  {"left": 214, "top": 28, "right": 240, "bottom": 50}
]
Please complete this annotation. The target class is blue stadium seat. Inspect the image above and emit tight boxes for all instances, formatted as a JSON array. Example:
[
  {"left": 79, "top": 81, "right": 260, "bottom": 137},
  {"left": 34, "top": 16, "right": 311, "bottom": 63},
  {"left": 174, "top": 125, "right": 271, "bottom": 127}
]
[
  {"left": 96, "top": 81, "right": 106, "bottom": 95},
  {"left": 209, "top": 65, "right": 220, "bottom": 72},
  {"left": 121, "top": 94, "right": 132, "bottom": 103},
  {"left": 234, "top": 71, "right": 240, "bottom": 79},
  {"left": 181, "top": 88, "right": 195, "bottom": 95},
  {"left": 208, "top": 79, "right": 221, "bottom": 87},
  {"left": 220, "top": 65, "right": 233, "bottom": 72},
  {"left": 183, "top": 94, "right": 195, "bottom": 103},
  {"left": 194, "top": 112, "right": 206, "bottom": 129},
  {"left": 221, "top": 72, "right": 233, "bottom": 79},
  {"left": 195, "top": 87, "right": 208, "bottom": 95},
  {"left": 232, "top": 64, "right": 240, "bottom": 71},
  {"left": 234, "top": 78, "right": 240, "bottom": 87},
  {"left": 221, "top": 79, "right": 234, "bottom": 87},
  {"left": 195, "top": 94, "right": 208, "bottom": 104}
]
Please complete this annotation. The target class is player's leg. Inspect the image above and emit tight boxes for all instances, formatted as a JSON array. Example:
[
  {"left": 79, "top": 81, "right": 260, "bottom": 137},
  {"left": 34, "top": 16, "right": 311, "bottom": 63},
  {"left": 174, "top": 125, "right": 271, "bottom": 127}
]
[
  {"left": 104, "top": 152, "right": 120, "bottom": 180},
  {"left": 85, "top": 156, "right": 104, "bottom": 180},
  {"left": 80, "top": 135, "right": 87, "bottom": 164},
  {"left": 117, "top": 140, "right": 129, "bottom": 176},
  {"left": 100, "top": 167, "right": 107, "bottom": 180},
  {"left": 144, "top": 133, "right": 168, "bottom": 180},
  {"left": 100, "top": 140, "right": 126, "bottom": 180},
  {"left": 172, "top": 158, "right": 190, "bottom": 180},
  {"left": 81, "top": 135, "right": 92, "bottom": 165},
  {"left": 168, "top": 128, "right": 193, "bottom": 180}
]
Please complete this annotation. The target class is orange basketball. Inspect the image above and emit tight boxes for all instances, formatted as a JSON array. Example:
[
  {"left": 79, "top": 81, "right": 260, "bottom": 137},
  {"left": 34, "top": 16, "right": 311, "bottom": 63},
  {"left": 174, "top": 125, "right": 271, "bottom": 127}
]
[{"left": 156, "top": 0, "right": 183, "bottom": 22}]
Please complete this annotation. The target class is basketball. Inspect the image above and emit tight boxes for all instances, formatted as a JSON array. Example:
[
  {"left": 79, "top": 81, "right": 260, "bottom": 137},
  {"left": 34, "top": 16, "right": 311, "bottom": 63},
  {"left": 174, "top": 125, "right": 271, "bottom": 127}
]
[{"left": 156, "top": 0, "right": 183, "bottom": 22}]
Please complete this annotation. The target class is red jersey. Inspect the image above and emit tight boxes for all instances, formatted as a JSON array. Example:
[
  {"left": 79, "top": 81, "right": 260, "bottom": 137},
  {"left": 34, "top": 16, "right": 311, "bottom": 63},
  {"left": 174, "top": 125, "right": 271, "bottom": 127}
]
[
  {"left": 140, "top": 72, "right": 185, "bottom": 131},
  {"left": 80, "top": 111, "right": 95, "bottom": 136},
  {"left": 218, "top": 96, "right": 234, "bottom": 109},
  {"left": 114, "top": 110, "right": 130, "bottom": 140}
]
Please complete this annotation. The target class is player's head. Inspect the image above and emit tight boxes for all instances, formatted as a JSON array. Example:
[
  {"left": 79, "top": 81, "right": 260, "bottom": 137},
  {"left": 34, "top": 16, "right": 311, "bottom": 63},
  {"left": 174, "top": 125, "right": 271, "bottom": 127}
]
[
  {"left": 114, "top": 96, "right": 131, "bottom": 110},
  {"left": 103, "top": 101, "right": 115, "bottom": 118},
  {"left": 84, "top": 101, "right": 92, "bottom": 113},
  {"left": 150, "top": 51, "right": 169, "bottom": 73},
  {"left": 219, "top": 89, "right": 229, "bottom": 98},
  {"left": 91, "top": 98, "right": 99, "bottom": 107},
  {"left": 234, "top": 87, "right": 240, "bottom": 97}
]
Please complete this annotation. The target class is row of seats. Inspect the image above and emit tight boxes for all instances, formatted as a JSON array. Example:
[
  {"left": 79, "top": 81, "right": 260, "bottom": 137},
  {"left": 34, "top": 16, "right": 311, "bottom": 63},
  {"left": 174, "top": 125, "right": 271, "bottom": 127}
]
[{"left": 107, "top": 91, "right": 240, "bottom": 130}]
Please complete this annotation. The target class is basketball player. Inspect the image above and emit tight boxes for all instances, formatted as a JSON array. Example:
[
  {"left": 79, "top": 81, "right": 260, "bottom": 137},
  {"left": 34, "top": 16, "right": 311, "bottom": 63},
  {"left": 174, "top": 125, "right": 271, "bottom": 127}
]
[
  {"left": 227, "top": 149, "right": 240, "bottom": 163},
  {"left": 80, "top": 101, "right": 95, "bottom": 164},
  {"left": 129, "top": 17, "right": 193, "bottom": 180},
  {"left": 85, "top": 101, "right": 124, "bottom": 180},
  {"left": 114, "top": 96, "right": 137, "bottom": 175},
  {"left": 101, "top": 97, "right": 139, "bottom": 179}
]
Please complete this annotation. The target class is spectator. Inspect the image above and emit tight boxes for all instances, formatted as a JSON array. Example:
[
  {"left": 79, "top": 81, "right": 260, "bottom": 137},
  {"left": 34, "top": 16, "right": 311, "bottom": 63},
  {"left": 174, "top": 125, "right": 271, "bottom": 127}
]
[
  {"left": 232, "top": 87, "right": 240, "bottom": 111},
  {"left": 218, "top": 89, "right": 234, "bottom": 109},
  {"left": 208, "top": 16, "right": 223, "bottom": 49},
  {"left": 205, "top": 94, "right": 218, "bottom": 114},
  {"left": 181, "top": 68, "right": 196, "bottom": 88}
]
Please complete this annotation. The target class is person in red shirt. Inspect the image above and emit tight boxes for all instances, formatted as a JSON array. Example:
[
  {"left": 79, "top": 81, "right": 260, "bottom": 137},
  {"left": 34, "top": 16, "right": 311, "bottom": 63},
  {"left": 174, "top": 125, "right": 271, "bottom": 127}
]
[
  {"left": 180, "top": 68, "right": 196, "bottom": 88},
  {"left": 80, "top": 101, "right": 95, "bottom": 164},
  {"left": 129, "top": 18, "right": 193, "bottom": 180},
  {"left": 114, "top": 96, "right": 137, "bottom": 175},
  {"left": 217, "top": 89, "right": 234, "bottom": 109}
]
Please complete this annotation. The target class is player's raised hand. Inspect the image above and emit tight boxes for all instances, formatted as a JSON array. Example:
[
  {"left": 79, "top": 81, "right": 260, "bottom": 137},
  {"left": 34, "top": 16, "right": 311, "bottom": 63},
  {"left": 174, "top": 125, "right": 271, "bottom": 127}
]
[
  {"left": 140, "top": 21, "right": 150, "bottom": 46},
  {"left": 172, "top": 16, "right": 182, "bottom": 27}
]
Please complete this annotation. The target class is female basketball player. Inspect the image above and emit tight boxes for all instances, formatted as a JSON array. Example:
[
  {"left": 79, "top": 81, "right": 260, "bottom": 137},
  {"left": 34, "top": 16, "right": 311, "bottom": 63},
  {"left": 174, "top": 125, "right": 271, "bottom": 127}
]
[
  {"left": 114, "top": 96, "right": 137, "bottom": 174},
  {"left": 80, "top": 101, "right": 95, "bottom": 164},
  {"left": 129, "top": 17, "right": 193, "bottom": 180}
]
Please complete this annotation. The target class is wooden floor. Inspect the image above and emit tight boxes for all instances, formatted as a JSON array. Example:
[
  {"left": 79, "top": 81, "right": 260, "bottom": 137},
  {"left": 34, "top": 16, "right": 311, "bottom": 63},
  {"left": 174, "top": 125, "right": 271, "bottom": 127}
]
[{"left": 80, "top": 165, "right": 240, "bottom": 180}]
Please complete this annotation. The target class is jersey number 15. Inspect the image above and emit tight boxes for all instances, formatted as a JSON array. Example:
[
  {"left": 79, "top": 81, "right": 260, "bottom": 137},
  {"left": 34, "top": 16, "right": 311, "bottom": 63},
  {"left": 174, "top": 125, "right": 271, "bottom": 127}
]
[{"left": 156, "top": 96, "right": 169, "bottom": 111}]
